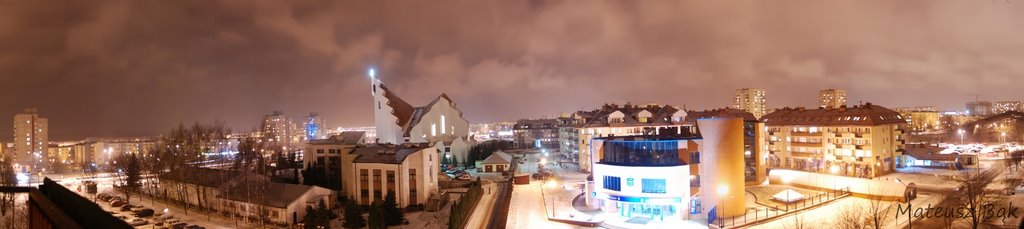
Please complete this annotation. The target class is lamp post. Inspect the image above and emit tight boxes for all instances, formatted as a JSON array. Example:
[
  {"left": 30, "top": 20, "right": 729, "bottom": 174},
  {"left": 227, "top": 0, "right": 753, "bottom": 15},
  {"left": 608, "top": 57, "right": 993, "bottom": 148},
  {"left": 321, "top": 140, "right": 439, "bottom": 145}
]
[
  {"left": 547, "top": 180, "right": 558, "bottom": 218},
  {"left": 958, "top": 129, "right": 965, "bottom": 145},
  {"left": 782, "top": 175, "right": 793, "bottom": 211},
  {"left": 1002, "top": 132, "right": 1007, "bottom": 144},
  {"left": 717, "top": 185, "right": 729, "bottom": 228},
  {"left": 896, "top": 179, "right": 912, "bottom": 229},
  {"left": 830, "top": 165, "right": 840, "bottom": 196}
]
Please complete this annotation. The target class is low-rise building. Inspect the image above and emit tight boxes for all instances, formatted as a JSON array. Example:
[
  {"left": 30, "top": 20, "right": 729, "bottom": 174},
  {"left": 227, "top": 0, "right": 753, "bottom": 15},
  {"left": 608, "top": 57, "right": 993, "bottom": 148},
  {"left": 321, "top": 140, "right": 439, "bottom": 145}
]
[
  {"left": 159, "top": 167, "right": 333, "bottom": 226},
  {"left": 903, "top": 143, "right": 977, "bottom": 169},
  {"left": 894, "top": 107, "right": 941, "bottom": 132},
  {"left": 346, "top": 144, "right": 439, "bottom": 207},
  {"left": 761, "top": 103, "right": 907, "bottom": 178},
  {"left": 218, "top": 180, "right": 333, "bottom": 225},
  {"left": 303, "top": 131, "right": 366, "bottom": 191},
  {"left": 480, "top": 150, "right": 512, "bottom": 173}
]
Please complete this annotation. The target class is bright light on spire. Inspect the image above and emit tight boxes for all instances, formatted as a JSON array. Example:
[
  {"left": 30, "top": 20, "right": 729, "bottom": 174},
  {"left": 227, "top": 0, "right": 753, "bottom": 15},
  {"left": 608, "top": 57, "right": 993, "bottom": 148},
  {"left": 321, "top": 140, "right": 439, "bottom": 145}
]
[{"left": 368, "top": 68, "right": 376, "bottom": 79}]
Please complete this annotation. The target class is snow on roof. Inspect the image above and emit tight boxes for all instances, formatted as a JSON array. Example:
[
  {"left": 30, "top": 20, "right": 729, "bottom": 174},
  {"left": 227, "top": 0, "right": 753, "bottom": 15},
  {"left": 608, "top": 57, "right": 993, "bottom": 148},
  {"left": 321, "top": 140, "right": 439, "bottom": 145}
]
[{"left": 772, "top": 189, "right": 806, "bottom": 203}]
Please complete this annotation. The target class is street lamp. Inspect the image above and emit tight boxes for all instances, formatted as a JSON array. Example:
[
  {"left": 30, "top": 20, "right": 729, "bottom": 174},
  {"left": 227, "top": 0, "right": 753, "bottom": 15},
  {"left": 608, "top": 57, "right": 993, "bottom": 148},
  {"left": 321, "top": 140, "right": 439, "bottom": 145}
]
[
  {"left": 717, "top": 184, "right": 729, "bottom": 228},
  {"left": 1002, "top": 132, "right": 1007, "bottom": 144},
  {"left": 830, "top": 165, "right": 840, "bottom": 196},
  {"left": 958, "top": 129, "right": 965, "bottom": 145},
  {"left": 547, "top": 180, "right": 559, "bottom": 217},
  {"left": 896, "top": 178, "right": 912, "bottom": 229}
]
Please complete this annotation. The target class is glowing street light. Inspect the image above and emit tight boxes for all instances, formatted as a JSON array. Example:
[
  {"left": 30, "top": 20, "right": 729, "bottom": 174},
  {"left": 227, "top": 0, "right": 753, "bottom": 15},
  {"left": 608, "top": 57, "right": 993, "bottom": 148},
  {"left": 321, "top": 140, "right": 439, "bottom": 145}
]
[
  {"left": 782, "top": 175, "right": 793, "bottom": 211},
  {"left": 717, "top": 184, "right": 729, "bottom": 227},
  {"left": 830, "top": 165, "right": 840, "bottom": 195},
  {"left": 958, "top": 129, "right": 965, "bottom": 145},
  {"left": 368, "top": 68, "right": 376, "bottom": 79}
]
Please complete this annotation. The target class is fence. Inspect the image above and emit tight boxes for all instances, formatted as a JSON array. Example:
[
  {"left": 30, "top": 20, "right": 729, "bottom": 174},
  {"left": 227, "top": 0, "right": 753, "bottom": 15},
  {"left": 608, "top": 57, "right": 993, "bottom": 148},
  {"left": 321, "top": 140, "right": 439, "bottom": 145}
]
[{"left": 713, "top": 187, "right": 851, "bottom": 228}]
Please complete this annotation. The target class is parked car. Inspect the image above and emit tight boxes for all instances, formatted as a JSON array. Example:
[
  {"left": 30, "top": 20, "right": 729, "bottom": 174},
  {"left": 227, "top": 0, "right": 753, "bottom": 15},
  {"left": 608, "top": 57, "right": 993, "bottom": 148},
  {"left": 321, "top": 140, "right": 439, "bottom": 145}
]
[
  {"left": 135, "top": 209, "right": 155, "bottom": 217},
  {"left": 129, "top": 219, "right": 148, "bottom": 226},
  {"left": 171, "top": 222, "right": 188, "bottom": 229},
  {"left": 185, "top": 225, "right": 205, "bottom": 229},
  {"left": 111, "top": 200, "right": 126, "bottom": 207},
  {"left": 456, "top": 173, "right": 472, "bottom": 181},
  {"left": 120, "top": 204, "right": 136, "bottom": 212}
]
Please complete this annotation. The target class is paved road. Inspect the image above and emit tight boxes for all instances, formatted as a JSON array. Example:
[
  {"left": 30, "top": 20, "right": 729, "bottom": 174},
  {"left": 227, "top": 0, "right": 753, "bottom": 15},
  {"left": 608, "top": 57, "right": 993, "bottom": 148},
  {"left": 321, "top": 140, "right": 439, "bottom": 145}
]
[{"left": 487, "top": 182, "right": 512, "bottom": 229}]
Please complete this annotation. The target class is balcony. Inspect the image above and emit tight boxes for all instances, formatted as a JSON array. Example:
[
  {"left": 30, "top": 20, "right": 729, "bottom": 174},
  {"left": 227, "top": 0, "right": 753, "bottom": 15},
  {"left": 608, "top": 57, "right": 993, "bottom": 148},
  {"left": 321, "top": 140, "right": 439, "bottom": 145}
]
[
  {"left": 1, "top": 178, "right": 131, "bottom": 229},
  {"left": 790, "top": 141, "right": 823, "bottom": 147},
  {"left": 790, "top": 131, "right": 820, "bottom": 137}
]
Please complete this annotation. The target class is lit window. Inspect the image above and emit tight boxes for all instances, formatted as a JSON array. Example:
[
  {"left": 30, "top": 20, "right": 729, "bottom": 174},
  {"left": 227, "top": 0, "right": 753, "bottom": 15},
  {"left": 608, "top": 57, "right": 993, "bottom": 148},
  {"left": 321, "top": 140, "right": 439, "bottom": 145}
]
[
  {"left": 441, "top": 115, "right": 446, "bottom": 134},
  {"left": 431, "top": 124, "right": 437, "bottom": 136}
]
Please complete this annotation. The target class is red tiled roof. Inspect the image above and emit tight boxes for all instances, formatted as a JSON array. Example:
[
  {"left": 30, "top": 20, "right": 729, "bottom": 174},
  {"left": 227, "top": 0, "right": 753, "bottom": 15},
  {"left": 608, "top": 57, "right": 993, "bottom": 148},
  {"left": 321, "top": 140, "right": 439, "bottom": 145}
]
[
  {"left": 380, "top": 85, "right": 415, "bottom": 128},
  {"left": 761, "top": 103, "right": 906, "bottom": 126}
]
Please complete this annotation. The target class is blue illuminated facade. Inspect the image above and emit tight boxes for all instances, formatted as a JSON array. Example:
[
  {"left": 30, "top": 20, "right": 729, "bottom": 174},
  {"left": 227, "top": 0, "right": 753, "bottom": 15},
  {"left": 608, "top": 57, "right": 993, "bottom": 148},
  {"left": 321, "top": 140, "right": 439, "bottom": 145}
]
[{"left": 586, "top": 135, "right": 701, "bottom": 223}]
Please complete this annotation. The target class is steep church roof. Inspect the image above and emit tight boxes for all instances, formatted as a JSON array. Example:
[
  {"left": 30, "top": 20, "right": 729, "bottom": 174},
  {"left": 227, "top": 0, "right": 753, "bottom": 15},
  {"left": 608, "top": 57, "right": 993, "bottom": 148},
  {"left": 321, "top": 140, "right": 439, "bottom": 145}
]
[
  {"left": 378, "top": 84, "right": 466, "bottom": 137},
  {"left": 380, "top": 84, "right": 416, "bottom": 129}
]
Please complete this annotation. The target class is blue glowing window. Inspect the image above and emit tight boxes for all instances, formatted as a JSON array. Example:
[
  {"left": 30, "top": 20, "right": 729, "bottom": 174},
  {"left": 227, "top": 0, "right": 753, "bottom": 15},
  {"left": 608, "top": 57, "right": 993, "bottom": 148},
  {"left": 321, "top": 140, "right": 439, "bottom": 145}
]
[
  {"left": 603, "top": 176, "right": 621, "bottom": 191},
  {"left": 642, "top": 178, "right": 666, "bottom": 194}
]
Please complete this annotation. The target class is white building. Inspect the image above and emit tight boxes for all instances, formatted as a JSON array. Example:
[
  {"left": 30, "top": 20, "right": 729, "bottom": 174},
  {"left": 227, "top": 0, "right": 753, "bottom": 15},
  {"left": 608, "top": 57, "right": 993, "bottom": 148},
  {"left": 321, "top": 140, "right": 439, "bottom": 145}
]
[
  {"left": 561, "top": 103, "right": 693, "bottom": 172},
  {"left": 370, "top": 74, "right": 473, "bottom": 161},
  {"left": 13, "top": 108, "right": 48, "bottom": 172},
  {"left": 347, "top": 144, "right": 439, "bottom": 207}
]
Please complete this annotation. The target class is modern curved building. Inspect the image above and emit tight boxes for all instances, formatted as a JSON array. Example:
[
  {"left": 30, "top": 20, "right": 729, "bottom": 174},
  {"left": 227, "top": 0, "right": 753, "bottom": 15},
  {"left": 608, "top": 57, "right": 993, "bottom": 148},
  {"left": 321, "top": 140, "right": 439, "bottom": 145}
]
[
  {"left": 584, "top": 117, "right": 750, "bottom": 226},
  {"left": 587, "top": 136, "right": 700, "bottom": 222}
]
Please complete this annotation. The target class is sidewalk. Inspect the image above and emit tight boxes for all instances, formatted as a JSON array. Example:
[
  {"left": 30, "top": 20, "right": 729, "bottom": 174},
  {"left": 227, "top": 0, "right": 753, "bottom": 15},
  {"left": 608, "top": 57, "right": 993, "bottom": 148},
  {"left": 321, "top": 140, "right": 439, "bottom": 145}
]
[{"left": 463, "top": 182, "right": 499, "bottom": 229}]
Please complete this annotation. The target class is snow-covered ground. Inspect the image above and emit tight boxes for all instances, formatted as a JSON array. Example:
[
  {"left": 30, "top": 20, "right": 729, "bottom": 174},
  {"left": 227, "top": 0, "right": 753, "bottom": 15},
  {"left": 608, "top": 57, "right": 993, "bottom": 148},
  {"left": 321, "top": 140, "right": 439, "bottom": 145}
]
[{"left": 506, "top": 151, "right": 596, "bottom": 229}]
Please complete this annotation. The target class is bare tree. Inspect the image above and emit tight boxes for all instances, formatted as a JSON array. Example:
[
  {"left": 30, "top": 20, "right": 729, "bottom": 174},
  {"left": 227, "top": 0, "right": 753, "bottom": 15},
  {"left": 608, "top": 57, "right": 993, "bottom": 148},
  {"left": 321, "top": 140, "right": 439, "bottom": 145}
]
[
  {"left": 836, "top": 205, "right": 869, "bottom": 229},
  {"left": 953, "top": 167, "right": 1001, "bottom": 229},
  {"left": 0, "top": 158, "right": 26, "bottom": 229},
  {"left": 865, "top": 195, "right": 892, "bottom": 229},
  {"left": 784, "top": 214, "right": 815, "bottom": 229}
]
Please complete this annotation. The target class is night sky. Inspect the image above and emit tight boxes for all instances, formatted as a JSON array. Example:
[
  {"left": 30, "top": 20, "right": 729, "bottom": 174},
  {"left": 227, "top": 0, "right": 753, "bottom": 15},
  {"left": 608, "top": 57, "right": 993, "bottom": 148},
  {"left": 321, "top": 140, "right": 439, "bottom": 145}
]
[{"left": 1, "top": 1, "right": 1022, "bottom": 140}]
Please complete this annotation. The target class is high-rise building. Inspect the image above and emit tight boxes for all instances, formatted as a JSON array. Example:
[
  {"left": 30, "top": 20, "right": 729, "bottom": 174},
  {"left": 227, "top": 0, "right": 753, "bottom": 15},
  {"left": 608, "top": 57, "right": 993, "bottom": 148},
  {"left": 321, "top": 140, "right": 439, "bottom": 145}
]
[
  {"left": 993, "top": 101, "right": 1023, "bottom": 114},
  {"left": 966, "top": 101, "right": 993, "bottom": 117},
  {"left": 732, "top": 88, "right": 767, "bottom": 119},
  {"left": 13, "top": 108, "right": 48, "bottom": 172},
  {"left": 261, "top": 111, "right": 300, "bottom": 152},
  {"left": 818, "top": 88, "right": 847, "bottom": 109},
  {"left": 512, "top": 119, "right": 560, "bottom": 149},
  {"left": 303, "top": 112, "right": 327, "bottom": 140},
  {"left": 762, "top": 103, "right": 906, "bottom": 178}
]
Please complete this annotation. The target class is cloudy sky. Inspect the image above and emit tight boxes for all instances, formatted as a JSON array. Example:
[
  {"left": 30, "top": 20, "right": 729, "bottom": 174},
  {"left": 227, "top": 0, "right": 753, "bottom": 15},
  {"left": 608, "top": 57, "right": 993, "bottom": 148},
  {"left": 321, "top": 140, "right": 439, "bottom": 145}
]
[{"left": 1, "top": 1, "right": 1022, "bottom": 140}]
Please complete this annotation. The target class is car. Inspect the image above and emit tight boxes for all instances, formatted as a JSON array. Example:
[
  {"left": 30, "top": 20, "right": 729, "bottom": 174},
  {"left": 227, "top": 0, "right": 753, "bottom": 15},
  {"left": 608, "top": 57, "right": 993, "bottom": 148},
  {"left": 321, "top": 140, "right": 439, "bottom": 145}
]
[
  {"left": 129, "top": 219, "right": 148, "bottom": 226},
  {"left": 120, "top": 205, "right": 136, "bottom": 212},
  {"left": 171, "top": 222, "right": 188, "bottom": 229},
  {"left": 111, "top": 200, "right": 126, "bottom": 207},
  {"left": 456, "top": 174, "right": 472, "bottom": 181},
  {"left": 185, "top": 225, "right": 205, "bottom": 229},
  {"left": 135, "top": 209, "right": 155, "bottom": 217},
  {"left": 157, "top": 214, "right": 174, "bottom": 220},
  {"left": 116, "top": 215, "right": 128, "bottom": 220}
]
